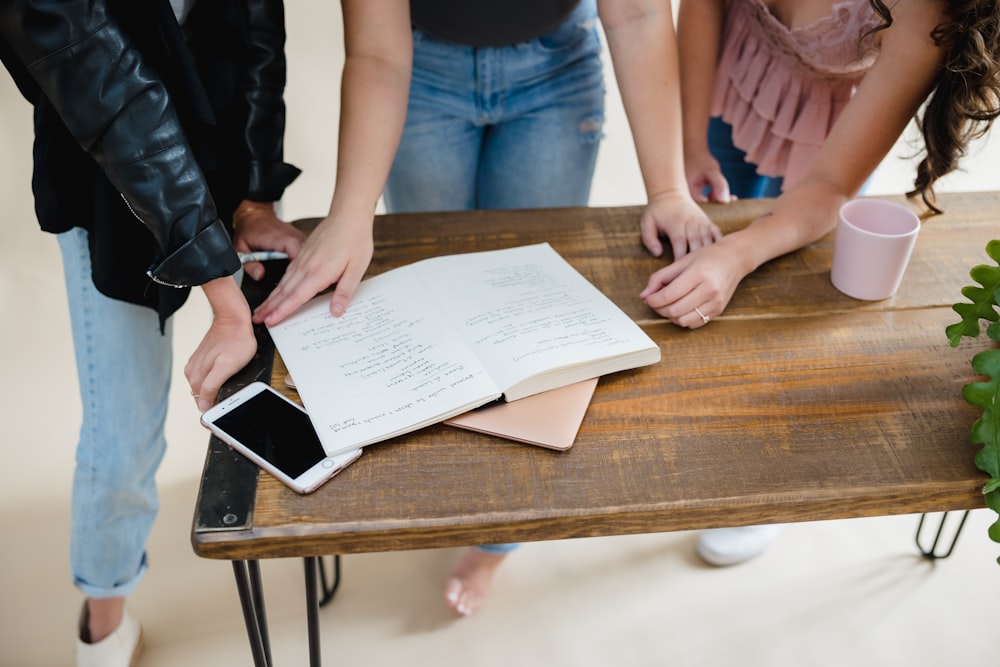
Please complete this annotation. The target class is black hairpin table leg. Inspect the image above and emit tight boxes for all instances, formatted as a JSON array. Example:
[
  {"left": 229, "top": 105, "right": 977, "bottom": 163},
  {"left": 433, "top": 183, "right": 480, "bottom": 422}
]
[
  {"left": 233, "top": 560, "right": 273, "bottom": 667},
  {"left": 298, "top": 555, "right": 342, "bottom": 667},
  {"left": 916, "top": 511, "right": 970, "bottom": 560},
  {"left": 318, "top": 555, "right": 342, "bottom": 607},
  {"left": 304, "top": 557, "right": 323, "bottom": 666}
]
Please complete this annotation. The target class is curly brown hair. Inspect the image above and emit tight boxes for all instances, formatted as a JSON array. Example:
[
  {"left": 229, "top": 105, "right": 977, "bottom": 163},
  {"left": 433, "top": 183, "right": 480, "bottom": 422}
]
[{"left": 870, "top": 0, "right": 1000, "bottom": 213}]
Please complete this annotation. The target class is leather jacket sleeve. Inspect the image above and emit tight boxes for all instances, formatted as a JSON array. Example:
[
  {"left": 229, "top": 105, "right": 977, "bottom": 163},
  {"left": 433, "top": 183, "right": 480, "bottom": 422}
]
[
  {"left": 0, "top": 0, "right": 240, "bottom": 288},
  {"left": 242, "top": 0, "right": 301, "bottom": 201}
]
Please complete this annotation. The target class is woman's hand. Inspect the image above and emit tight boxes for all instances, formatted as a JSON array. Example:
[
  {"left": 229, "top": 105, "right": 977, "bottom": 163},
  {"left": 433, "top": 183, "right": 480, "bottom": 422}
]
[
  {"left": 641, "top": 181, "right": 848, "bottom": 328},
  {"left": 685, "top": 149, "right": 735, "bottom": 204},
  {"left": 231, "top": 200, "right": 306, "bottom": 281},
  {"left": 639, "top": 237, "right": 748, "bottom": 329},
  {"left": 185, "top": 276, "right": 257, "bottom": 411},
  {"left": 252, "top": 212, "right": 375, "bottom": 326},
  {"left": 639, "top": 190, "right": 723, "bottom": 261}
]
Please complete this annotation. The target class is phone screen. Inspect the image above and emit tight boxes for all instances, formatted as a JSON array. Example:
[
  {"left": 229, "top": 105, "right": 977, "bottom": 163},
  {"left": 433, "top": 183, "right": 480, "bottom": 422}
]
[{"left": 211, "top": 389, "right": 326, "bottom": 479}]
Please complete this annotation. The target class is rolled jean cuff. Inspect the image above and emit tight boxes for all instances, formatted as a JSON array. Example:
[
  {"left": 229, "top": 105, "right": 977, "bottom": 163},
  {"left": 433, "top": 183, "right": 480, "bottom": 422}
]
[{"left": 74, "top": 556, "right": 147, "bottom": 600}]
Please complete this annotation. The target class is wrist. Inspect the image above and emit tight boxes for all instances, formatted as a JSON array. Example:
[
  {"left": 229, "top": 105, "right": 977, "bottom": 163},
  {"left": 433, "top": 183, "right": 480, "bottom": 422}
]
[
  {"left": 646, "top": 187, "right": 695, "bottom": 205},
  {"left": 235, "top": 199, "right": 275, "bottom": 215},
  {"left": 327, "top": 194, "right": 379, "bottom": 226},
  {"left": 682, "top": 138, "right": 711, "bottom": 161},
  {"left": 722, "top": 218, "right": 784, "bottom": 276},
  {"left": 201, "top": 276, "right": 252, "bottom": 325},
  {"left": 233, "top": 200, "right": 277, "bottom": 229}
]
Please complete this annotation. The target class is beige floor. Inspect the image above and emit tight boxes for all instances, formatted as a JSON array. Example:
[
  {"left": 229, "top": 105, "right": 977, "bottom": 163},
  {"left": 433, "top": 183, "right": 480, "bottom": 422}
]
[{"left": 3, "top": 7, "right": 1000, "bottom": 666}]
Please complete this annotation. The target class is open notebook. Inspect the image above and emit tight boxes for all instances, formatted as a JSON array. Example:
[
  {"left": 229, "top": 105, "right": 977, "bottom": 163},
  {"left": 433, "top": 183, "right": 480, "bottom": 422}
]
[{"left": 268, "top": 243, "right": 658, "bottom": 456}]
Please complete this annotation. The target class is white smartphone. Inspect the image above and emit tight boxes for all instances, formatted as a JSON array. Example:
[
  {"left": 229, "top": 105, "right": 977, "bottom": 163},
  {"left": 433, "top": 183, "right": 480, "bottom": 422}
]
[{"left": 200, "top": 381, "right": 361, "bottom": 494}]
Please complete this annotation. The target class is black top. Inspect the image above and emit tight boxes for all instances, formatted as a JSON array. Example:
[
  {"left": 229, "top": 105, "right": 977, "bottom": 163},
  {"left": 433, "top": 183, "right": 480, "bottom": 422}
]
[{"left": 411, "top": 0, "right": 580, "bottom": 46}]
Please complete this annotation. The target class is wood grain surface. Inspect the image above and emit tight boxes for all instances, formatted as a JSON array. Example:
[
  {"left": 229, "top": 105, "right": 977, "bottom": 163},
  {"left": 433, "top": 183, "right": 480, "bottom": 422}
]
[{"left": 194, "top": 192, "right": 995, "bottom": 559}]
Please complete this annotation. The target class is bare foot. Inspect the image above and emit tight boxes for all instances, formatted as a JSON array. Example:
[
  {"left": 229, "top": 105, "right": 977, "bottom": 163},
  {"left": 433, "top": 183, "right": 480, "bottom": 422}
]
[{"left": 443, "top": 548, "right": 509, "bottom": 617}]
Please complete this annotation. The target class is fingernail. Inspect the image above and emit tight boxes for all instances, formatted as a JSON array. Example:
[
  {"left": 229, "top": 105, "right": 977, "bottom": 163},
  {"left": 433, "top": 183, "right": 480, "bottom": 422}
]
[
  {"left": 197, "top": 398, "right": 211, "bottom": 412},
  {"left": 331, "top": 303, "right": 345, "bottom": 317}
]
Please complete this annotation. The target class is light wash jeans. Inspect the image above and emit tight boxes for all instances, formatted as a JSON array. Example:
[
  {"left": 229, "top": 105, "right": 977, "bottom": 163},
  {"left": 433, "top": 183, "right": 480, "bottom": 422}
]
[
  {"left": 384, "top": 0, "right": 604, "bottom": 212},
  {"left": 58, "top": 227, "right": 172, "bottom": 599},
  {"left": 384, "top": 0, "right": 604, "bottom": 556}
]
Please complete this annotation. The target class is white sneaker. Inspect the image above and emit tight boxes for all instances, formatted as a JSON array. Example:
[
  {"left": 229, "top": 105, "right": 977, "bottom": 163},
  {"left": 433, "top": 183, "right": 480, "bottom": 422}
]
[
  {"left": 696, "top": 525, "right": 783, "bottom": 566},
  {"left": 77, "top": 608, "right": 143, "bottom": 667}
]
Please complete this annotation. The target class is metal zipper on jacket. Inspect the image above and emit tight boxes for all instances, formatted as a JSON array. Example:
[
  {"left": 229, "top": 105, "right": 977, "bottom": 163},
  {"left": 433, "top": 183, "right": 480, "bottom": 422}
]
[{"left": 121, "top": 193, "right": 188, "bottom": 288}]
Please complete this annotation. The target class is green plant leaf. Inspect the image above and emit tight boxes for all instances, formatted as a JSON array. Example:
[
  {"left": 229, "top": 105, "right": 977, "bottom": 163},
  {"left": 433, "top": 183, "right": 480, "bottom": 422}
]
[
  {"left": 988, "top": 487, "right": 1000, "bottom": 547},
  {"left": 987, "top": 320, "right": 1000, "bottom": 341},
  {"left": 948, "top": 242, "right": 1000, "bottom": 347},
  {"left": 949, "top": 239, "right": 1000, "bottom": 561}
]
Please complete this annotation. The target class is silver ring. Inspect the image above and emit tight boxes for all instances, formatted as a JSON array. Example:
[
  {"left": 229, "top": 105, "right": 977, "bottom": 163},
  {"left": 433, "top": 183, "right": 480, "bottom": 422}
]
[{"left": 694, "top": 307, "right": 710, "bottom": 324}]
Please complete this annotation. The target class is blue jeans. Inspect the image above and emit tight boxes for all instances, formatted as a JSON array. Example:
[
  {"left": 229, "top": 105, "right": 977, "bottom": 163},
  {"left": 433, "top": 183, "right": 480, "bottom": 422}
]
[
  {"left": 385, "top": 1, "right": 604, "bottom": 555},
  {"left": 706, "top": 116, "right": 784, "bottom": 199},
  {"left": 58, "top": 228, "right": 172, "bottom": 599},
  {"left": 384, "top": 0, "right": 605, "bottom": 212}
]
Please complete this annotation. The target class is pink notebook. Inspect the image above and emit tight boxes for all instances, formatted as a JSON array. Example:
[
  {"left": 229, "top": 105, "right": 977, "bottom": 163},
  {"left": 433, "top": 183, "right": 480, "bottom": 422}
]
[{"left": 444, "top": 378, "right": 599, "bottom": 451}]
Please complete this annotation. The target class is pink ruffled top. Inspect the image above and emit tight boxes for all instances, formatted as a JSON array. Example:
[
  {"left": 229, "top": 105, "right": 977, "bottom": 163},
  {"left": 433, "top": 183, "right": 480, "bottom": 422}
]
[{"left": 710, "top": 0, "right": 883, "bottom": 186}]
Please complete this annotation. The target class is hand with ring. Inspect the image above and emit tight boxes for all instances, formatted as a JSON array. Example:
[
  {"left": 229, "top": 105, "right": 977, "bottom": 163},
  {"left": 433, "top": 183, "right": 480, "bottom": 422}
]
[{"left": 639, "top": 239, "right": 747, "bottom": 329}]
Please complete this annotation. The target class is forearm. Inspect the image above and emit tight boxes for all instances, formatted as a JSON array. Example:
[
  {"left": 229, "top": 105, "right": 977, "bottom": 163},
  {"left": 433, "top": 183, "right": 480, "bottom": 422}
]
[
  {"left": 201, "top": 274, "right": 252, "bottom": 326},
  {"left": 332, "top": 0, "right": 412, "bottom": 222},
  {"left": 330, "top": 54, "right": 410, "bottom": 220},
  {"left": 724, "top": 181, "right": 849, "bottom": 275},
  {"left": 677, "top": 0, "right": 725, "bottom": 158},
  {"left": 599, "top": 0, "right": 688, "bottom": 199}
]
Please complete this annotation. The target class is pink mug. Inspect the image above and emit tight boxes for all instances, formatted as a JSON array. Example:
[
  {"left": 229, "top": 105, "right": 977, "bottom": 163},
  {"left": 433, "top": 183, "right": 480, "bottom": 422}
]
[{"left": 830, "top": 199, "right": 921, "bottom": 300}]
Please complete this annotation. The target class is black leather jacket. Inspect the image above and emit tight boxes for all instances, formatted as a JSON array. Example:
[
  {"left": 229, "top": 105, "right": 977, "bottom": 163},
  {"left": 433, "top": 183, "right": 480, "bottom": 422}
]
[{"left": 0, "top": 0, "right": 299, "bottom": 320}]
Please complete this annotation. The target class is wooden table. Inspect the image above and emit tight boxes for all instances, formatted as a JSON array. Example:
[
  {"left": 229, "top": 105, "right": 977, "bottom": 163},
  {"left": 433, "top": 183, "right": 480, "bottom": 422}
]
[{"left": 192, "top": 192, "right": 995, "bottom": 666}]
